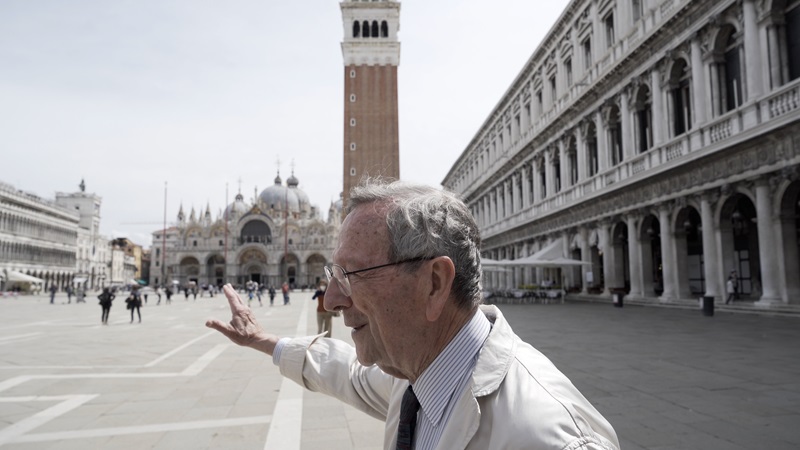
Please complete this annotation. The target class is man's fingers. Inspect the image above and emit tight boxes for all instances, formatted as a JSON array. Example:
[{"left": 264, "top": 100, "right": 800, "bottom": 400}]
[
  {"left": 206, "top": 318, "right": 247, "bottom": 346},
  {"left": 222, "top": 283, "right": 244, "bottom": 313}
]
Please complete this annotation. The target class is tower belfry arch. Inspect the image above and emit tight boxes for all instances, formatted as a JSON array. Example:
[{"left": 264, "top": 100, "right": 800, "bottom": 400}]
[{"left": 340, "top": 0, "right": 401, "bottom": 210}]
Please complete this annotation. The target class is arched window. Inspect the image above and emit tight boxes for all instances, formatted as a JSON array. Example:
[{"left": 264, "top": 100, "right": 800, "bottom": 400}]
[
  {"left": 553, "top": 151, "right": 562, "bottom": 193},
  {"left": 786, "top": 4, "right": 800, "bottom": 81},
  {"left": 567, "top": 137, "right": 578, "bottom": 185},
  {"left": 353, "top": 21, "right": 360, "bottom": 38},
  {"left": 371, "top": 21, "right": 379, "bottom": 38},
  {"left": 607, "top": 105, "right": 623, "bottom": 166},
  {"left": 241, "top": 221, "right": 272, "bottom": 245},
  {"left": 586, "top": 121, "right": 599, "bottom": 177},
  {"left": 721, "top": 27, "right": 743, "bottom": 112},
  {"left": 362, "top": 20, "right": 370, "bottom": 37},
  {"left": 634, "top": 86, "right": 652, "bottom": 153},
  {"left": 538, "top": 158, "right": 547, "bottom": 199},
  {"left": 381, "top": 20, "right": 388, "bottom": 37},
  {"left": 669, "top": 58, "right": 692, "bottom": 136}
]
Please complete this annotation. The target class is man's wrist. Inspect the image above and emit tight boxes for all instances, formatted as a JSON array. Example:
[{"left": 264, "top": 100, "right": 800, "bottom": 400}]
[{"left": 271, "top": 337, "right": 291, "bottom": 365}]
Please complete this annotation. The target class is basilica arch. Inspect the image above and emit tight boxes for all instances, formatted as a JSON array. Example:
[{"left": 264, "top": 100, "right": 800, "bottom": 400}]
[
  {"left": 205, "top": 254, "right": 226, "bottom": 287},
  {"left": 178, "top": 256, "right": 201, "bottom": 285},
  {"left": 305, "top": 253, "right": 327, "bottom": 288},
  {"left": 280, "top": 253, "right": 300, "bottom": 288},
  {"left": 238, "top": 247, "right": 267, "bottom": 286}
]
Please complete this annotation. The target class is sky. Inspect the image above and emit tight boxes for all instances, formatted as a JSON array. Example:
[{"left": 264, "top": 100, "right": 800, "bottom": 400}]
[{"left": 0, "top": 0, "right": 570, "bottom": 248}]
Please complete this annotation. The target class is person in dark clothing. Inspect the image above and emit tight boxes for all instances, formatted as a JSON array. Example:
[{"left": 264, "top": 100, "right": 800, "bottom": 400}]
[
  {"left": 127, "top": 293, "right": 142, "bottom": 323},
  {"left": 268, "top": 285, "right": 276, "bottom": 306},
  {"left": 98, "top": 288, "right": 115, "bottom": 325}
]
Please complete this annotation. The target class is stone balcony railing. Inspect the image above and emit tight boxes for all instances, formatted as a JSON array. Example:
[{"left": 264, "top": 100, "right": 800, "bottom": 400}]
[{"left": 480, "top": 77, "right": 800, "bottom": 240}]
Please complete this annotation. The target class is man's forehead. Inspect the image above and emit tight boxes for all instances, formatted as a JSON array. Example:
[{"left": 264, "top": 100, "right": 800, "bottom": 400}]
[{"left": 334, "top": 205, "right": 389, "bottom": 261}]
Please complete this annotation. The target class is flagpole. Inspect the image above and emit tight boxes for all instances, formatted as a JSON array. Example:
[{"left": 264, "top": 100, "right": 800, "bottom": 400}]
[
  {"left": 224, "top": 182, "right": 229, "bottom": 286},
  {"left": 161, "top": 181, "right": 167, "bottom": 287}
]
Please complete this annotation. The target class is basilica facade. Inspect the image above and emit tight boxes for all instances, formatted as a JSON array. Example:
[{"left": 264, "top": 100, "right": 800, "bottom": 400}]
[
  {"left": 150, "top": 172, "right": 341, "bottom": 290},
  {"left": 443, "top": 0, "right": 800, "bottom": 306}
]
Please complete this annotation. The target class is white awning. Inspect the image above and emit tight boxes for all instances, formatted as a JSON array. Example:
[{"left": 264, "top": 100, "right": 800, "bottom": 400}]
[
  {"left": 7, "top": 271, "right": 45, "bottom": 284},
  {"left": 73, "top": 277, "right": 87, "bottom": 284},
  {"left": 499, "top": 239, "right": 592, "bottom": 268}
]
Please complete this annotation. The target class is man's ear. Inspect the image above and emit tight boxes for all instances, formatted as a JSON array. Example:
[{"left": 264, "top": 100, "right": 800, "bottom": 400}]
[{"left": 425, "top": 256, "right": 456, "bottom": 322}]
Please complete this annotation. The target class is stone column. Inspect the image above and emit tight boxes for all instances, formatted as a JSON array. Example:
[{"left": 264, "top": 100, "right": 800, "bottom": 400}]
[
  {"left": 576, "top": 125, "right": 587, "bottom": 182},
  {"left": 651, "top": 69, "right": 664, "bottom": 146},
  {"left": 620, "top": 90, "right": 633, "bottom": 161},
  {"left": 559, "top": 139, "right": 568, "bottom": 191},
  {"left": 700, "top": 193, "right": 721, "bottom": 300},
  {"left": 755, "top": 179, "right": 781, "bottom": 303},
  {"left": 513, "top": 172, "right": 522, "bottom": 212},
  {"left": 743, "top": 0, "right": 763, "bottom": 100},
  {"left": 658, "top": 205, "right": 677, "bottom": 301},
  {"left": 521, "top": 165, "right": 530, "bottom": 207},
  {"left": 533, "top": 159, "right": 542, "bottom": 202},
  {"left": 626, "top": 214, "right": 643, "bottom": 298},
  {"left": 503, "top": 179, "right": 511, "bottom": 217},
  {"left": 489, "top": 191, "right": 496, "bottom": 224},
  {"left": 767, "top": 23, "right": 784, "bottom": 88},
  {"left": 709, "top": 59, "right": 721, "bottom": 117},
  {"left": 595, "top": 111, "right": 609, "bottom": 172},
  {"left": 545, "top": 148, "right": 554, "bottom": 199},
  {"left": 690, "top": 36, "right": 707, "bottom": 124}
]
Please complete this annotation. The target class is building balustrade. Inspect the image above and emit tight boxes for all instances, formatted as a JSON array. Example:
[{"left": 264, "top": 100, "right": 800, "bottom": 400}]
[
  {"left": 766, "top": 81, "right": 800, "bottom": 119},
  {"left": 478, "top": 76, "right": 800, "bottom": 240}
]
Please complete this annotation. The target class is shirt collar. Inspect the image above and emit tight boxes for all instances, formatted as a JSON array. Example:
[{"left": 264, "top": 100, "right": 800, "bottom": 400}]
[{"left": 411, "top": 309, "right": 491, "bottom": 427}]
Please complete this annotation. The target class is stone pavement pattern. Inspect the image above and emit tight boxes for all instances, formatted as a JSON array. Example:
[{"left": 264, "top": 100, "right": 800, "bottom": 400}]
[
  {"left": 0, "top": 291, "right": 383, "bottom": 450},
  {"left": 1, "top": 293, "right": 799, "bottom": 449},
  {"left": 501, "top": 302, "right": 800, "bottom": 450}
]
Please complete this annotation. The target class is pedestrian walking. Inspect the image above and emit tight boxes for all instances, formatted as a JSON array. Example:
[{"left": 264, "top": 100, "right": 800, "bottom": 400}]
[
  {"left": 66, "top": 285, "right": 73, "bottom": 304},
  {"left": 725, "top": 275, "right": 736, "bottom": 304},
  {"left": 126, "top": 293, "right": 142, "bottom": 323},
  {"left": 281, "top": 281, "right": 290, "bottom": 305},
  {"left": 312, "top": 282, "right": 334, "bottom": 337},
  {"left": 156, "top": 286, "right": 162, "bottom": 305},
  {"left": 49, "top": 284, "right": 56, "bottom": 304},
  {"left": 165, "top": 286, "right": 172, "bottom": 304},
  {"left": 246, "top": 281, "right": 254, "bottom": 305},
  {"left": 98, "top": 288, "right": 114, "bottom": 325},
  {"left": 268, "top": 285, "right": 276, "bottom": 306},
  {"left": 256, "top": 283, "right": 263, "bottom": 306}
]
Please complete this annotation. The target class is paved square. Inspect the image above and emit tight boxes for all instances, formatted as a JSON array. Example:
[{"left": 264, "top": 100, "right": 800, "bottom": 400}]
[{"left": 1, "top": 293, "right": 799, "bottom": 449}]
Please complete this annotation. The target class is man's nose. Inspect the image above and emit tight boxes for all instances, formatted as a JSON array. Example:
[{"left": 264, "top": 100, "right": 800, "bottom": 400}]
[{"left": 323, "top": 278, "right": 351, "bottom": 312}]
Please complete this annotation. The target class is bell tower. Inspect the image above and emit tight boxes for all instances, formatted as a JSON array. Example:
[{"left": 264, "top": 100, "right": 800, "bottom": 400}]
[{"left": 340, "top": 0, "right": 401, "bottom": 208}]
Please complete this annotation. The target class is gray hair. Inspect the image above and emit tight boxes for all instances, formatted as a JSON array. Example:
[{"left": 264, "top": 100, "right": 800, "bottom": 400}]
[{"left": 347, "top": 179, "right": 483, "bottom": 310}]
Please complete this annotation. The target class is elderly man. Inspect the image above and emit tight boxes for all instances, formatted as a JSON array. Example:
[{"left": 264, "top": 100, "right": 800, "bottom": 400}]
[{"left": 206, "top": 180, "right": 619, "bottom": 450}]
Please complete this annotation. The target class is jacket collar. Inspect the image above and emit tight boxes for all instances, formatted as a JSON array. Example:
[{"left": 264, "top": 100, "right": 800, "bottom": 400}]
[{"left": 471, "top": 305, "right": 516, "bottom": 397}]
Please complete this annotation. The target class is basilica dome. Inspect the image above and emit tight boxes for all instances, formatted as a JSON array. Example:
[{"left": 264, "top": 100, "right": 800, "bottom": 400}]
[
  {"left": 287, "top": 173, "right": 311, "bottom": 212},
  {"left": 224, "top": 192, "right": 249, "bottom": 219},
  {"left": 259, "top": 173, "right": 301, "bottom": 213}
]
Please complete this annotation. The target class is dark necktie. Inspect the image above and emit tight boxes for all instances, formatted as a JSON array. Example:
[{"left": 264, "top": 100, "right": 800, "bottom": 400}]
[{"left": 396, "top": 385, "right": 420, "bottom": 450}]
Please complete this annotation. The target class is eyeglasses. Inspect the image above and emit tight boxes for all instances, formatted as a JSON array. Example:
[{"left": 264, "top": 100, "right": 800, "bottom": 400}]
[{"left": 324, "top": 257, "right": 431, "bottom": 297}]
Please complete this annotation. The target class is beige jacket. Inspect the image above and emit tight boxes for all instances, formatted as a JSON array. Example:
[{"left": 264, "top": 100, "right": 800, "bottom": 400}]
[{"left": 278, "top": 305, "right": 620, "bottom": 450}]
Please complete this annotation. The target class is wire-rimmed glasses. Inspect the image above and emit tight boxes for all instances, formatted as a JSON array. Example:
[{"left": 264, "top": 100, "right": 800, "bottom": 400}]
[{"left": 323, "top": 257, "right": 432, "bottom": 297}]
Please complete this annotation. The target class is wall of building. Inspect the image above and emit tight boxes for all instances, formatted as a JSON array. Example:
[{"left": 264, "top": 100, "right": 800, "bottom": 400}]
[{"left": 444, "top": 0, "right": 800, "bottom": 305}]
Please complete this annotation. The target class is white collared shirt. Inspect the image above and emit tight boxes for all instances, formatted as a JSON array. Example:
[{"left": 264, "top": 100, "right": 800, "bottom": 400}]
[{"left": 409, "top": 309, "right": 491, "bottom": 450}]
